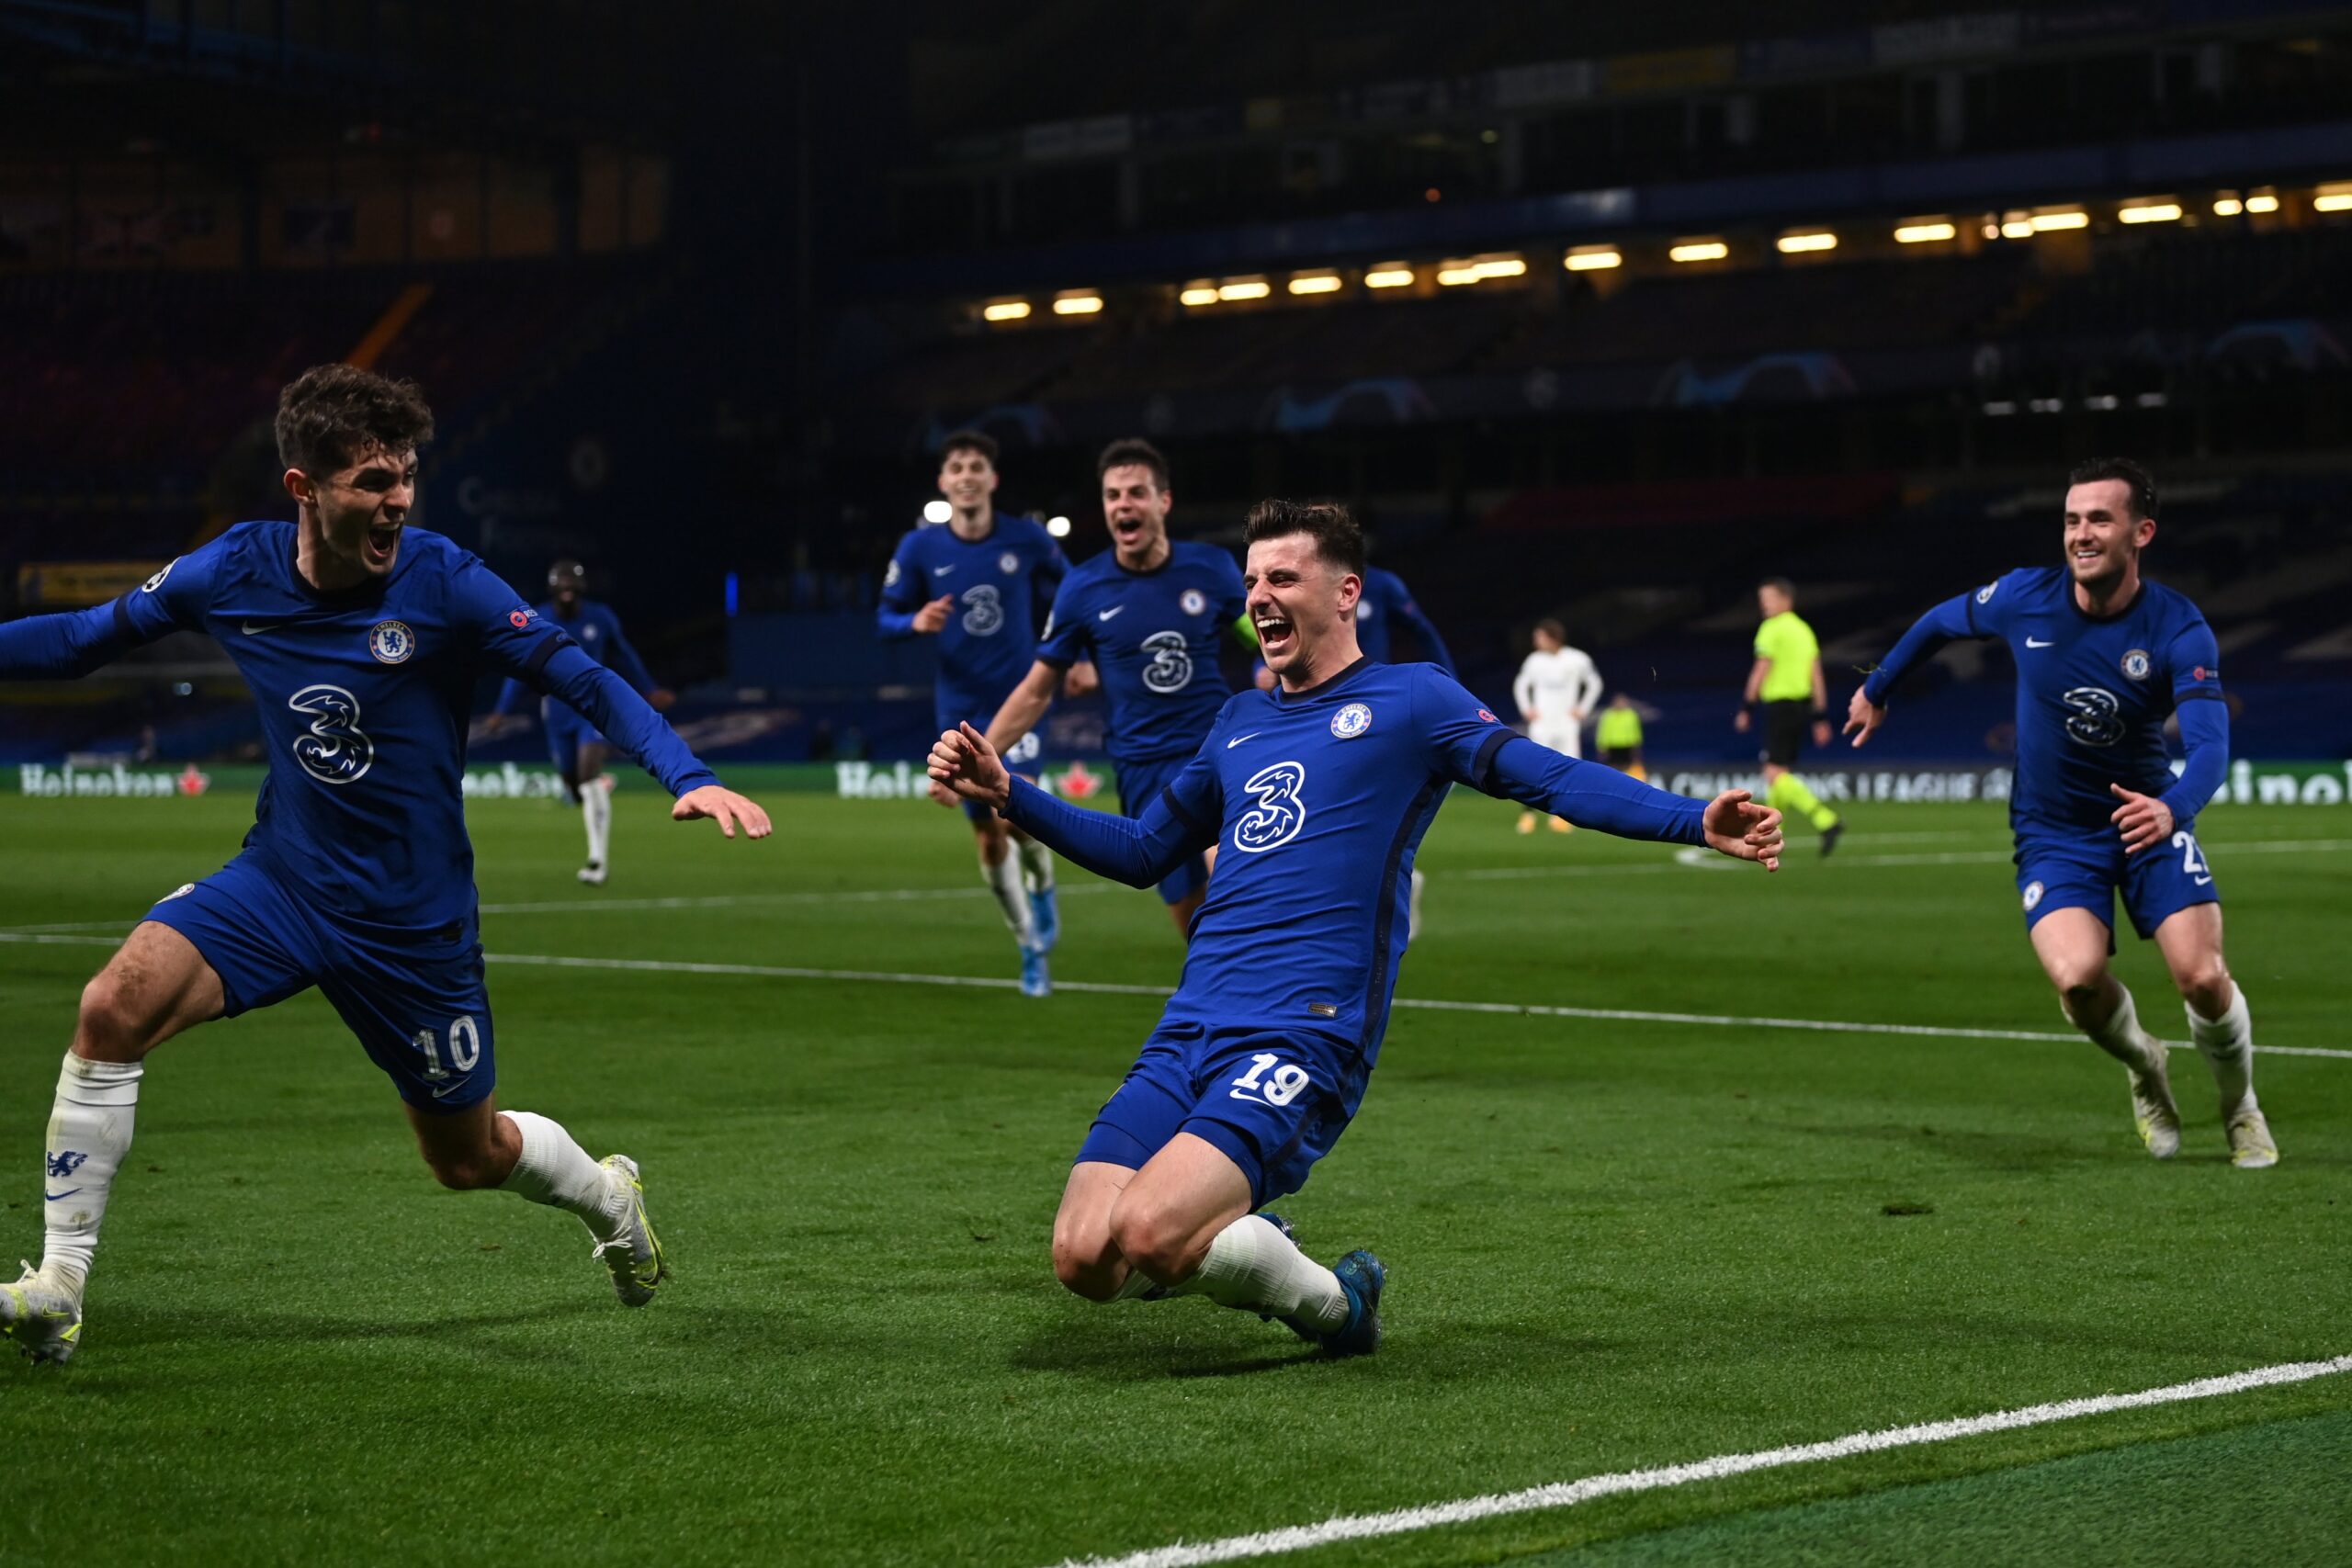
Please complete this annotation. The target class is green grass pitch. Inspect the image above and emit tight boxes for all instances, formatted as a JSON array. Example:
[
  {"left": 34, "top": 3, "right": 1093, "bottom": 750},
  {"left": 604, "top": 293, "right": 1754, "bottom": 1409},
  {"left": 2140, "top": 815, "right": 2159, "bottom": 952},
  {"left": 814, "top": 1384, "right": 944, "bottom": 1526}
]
[{"left": 0, "top": 779, "right": 2345, "bottom": 1565}]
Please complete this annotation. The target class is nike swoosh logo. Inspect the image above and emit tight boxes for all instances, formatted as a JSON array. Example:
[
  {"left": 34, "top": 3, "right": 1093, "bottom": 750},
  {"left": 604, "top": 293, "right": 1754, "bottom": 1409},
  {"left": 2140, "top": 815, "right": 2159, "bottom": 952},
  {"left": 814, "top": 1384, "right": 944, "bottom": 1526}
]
[
  {"left": 2026, "top": 637, "right": 2054, "bottom": 648},
  {"left": 932, "top": 566, "right": 956, "bottom": 576},
  {"left": 1098, "top": 606, "right": 1124, "bottom": 621},
  {"left": 429, "top": 1079, "right": 471, "bottom": 1100},
  {"left": 1227, "top": 733, "right": 1261, "bottom": 749},
  {"left": 242, "top": 621, "right": 283, "bottom": 636},
  {"left": 44, "top": 1190, "right": 79, "bottom": 1201}
]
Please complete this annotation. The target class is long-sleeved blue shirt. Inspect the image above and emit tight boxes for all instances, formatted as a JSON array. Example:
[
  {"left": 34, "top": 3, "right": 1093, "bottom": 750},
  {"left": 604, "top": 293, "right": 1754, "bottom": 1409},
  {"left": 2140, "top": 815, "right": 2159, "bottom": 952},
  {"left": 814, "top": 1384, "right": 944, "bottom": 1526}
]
[
  {"left": 1862, "top": 565, "right": 2227, "bottom": 831},
  {"left": 1002, "top": 657, "right": 1705, "bottom": 1057},
  {"left": 0, "top": 522, "right": 718, "bottom": 928}
]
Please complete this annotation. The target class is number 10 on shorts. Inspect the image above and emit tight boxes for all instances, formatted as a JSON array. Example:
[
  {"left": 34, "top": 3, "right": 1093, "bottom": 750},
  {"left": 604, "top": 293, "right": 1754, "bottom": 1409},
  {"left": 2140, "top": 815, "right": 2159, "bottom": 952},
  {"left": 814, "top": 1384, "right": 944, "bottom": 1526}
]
[{"left": 1229, "top": 1053, "right": 1310, "bottom": 1107}]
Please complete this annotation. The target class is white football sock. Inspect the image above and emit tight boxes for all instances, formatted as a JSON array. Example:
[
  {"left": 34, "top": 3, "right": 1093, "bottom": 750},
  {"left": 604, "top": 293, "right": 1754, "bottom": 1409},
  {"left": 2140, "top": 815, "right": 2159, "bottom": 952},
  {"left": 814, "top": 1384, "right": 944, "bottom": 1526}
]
[
  {"left": 498, "top": 1111, "right": 626, "bottom": 1241},
  {"left": 1018, "top": 835, "right": 1055, "bottom": 894},
  {"left": 581, "top": 776, "right": 612, "bottom": 866},
  {"left": 40, "top": 1054, "right": 142, "bottom": 1297},
  {"left": 2187, "top": 986, "right": 2256, "bottom": 1115},
  {"left": 1109, "top": 1268, "right": 1159, "bottom": 1303},
  {"left": 982, "top": 847, "right": 1036, "bottom": 946},
  {"left": 2065, "top": 983, "right": 2160, "bottom": 1072},
  {"left": 1188, "top": 1213, "right": 1349, "bottom": 1331}
]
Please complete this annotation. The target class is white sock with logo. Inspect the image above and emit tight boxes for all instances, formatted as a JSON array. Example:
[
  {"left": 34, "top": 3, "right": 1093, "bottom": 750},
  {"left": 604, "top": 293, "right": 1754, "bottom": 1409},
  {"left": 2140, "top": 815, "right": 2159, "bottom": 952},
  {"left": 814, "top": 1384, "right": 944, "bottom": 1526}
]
[
  {"left": 2187, "top": 986, "right": 2256, "bottom": 1115},
  {"left": 1018, "top": 836, "right": 1055, "bottom": 895},
  {"left": 1187, "top": 1213, "right": 1349, "bottom": 1330},
  {"left": 40, "top": 1054, "right": 142, "bottom": 1298},
  {"left": 581, "top": 777, "right": 612, "bottom": 867},
  {"left": 498, "top": 1111, "right": 625, "bottom": 1240},
  {"left": 982, "top": 847, "right": 1036, "bottom": 946}
]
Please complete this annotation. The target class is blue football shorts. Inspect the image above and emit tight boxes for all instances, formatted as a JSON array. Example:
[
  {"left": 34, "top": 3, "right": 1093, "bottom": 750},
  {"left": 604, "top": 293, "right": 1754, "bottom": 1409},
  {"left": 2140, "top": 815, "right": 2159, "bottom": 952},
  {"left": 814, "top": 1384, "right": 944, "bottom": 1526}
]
[
  {"left": 540, "top": 697, "right": 609, "bottom": 775},
  {"left": 2014, "top": 820, "right": 2220, "bottom": 942},
  {"left": 1114, "top": 754, "right": 1210, "bottom": 906},
  {"left": 1075, "top": 1017, "right": 1369, "bottom": 1207},
  {"left": 142, "top": 850, "right": 496, "bottom": 1113}
]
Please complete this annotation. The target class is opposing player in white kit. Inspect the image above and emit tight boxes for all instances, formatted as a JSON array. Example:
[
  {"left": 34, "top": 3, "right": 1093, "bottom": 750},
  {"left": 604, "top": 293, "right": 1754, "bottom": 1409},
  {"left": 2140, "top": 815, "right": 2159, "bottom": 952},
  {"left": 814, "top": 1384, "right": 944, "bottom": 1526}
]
[{"left": 1513, "top": 619, "right": 1602, "bottom": 834}]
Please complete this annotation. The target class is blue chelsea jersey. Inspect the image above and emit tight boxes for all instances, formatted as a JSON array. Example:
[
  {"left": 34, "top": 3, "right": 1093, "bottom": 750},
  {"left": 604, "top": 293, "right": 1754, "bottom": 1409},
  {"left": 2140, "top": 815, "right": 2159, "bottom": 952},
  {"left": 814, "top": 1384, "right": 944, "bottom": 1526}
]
[
  {"left": 1957, "top": 567, "right": 2221, "bottom": 832},
  {"left": 877, "top": 513, "right": 1067, "bottom": 722},
  {"left": 117, "top": 523, "right": 712, "bottom": 930},
  {"left": 1035, "top": 540, "right": 1246, "bottom": 765},
  {"left": 1149, "top": 660, "right": 1514, "bottom": 1051}
]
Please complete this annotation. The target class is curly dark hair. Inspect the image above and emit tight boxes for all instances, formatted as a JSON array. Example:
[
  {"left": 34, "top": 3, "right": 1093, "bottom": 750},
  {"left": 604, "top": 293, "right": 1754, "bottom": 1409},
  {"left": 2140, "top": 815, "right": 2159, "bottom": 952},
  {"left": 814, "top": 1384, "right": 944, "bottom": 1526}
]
[
  {"left": 274, "top": 364, "right": 435, "bottom": 475},
  {"left": 1242, "top": 498, "right": 1365, "bottom": 575},
  {"left": 938, "top": 428, "right": 999, "bottom": 467},
  {"left": 2066, "top": 457, "right": 2158, "bottom": 520}
]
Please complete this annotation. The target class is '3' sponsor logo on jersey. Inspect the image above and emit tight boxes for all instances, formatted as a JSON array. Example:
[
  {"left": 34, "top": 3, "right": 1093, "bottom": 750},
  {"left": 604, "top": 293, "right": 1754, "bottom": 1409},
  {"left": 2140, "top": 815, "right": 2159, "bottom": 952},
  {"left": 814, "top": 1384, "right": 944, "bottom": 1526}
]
[
  {"left": 288, "top": 683, "right": 376, "bottom": 784},
  {"left": 1140, "top": 630, "right": 1193, "bottom": 694},
  {"left": 1233, "top": 760, "right": 1307, "bottom": 853},
  {"left": 959, "top": 583, "right": 1004, "bottom": 637},
  {"left": 2060, "top": 686, "right": 2126, "bottom": 748}
]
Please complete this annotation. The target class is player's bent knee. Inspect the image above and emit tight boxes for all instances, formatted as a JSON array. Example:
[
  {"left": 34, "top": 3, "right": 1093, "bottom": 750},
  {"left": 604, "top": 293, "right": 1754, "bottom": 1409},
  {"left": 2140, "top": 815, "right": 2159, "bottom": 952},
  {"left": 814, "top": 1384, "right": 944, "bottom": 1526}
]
[
  {"left": 76, "top": 970, "right": 170, "bottom": 1057},
  {"left": 1106, "top": 1199, "right": 1207, "bottom": 1287},
  {"left": 421, "top": 1146, "right": 506, "bottom": 1190}
]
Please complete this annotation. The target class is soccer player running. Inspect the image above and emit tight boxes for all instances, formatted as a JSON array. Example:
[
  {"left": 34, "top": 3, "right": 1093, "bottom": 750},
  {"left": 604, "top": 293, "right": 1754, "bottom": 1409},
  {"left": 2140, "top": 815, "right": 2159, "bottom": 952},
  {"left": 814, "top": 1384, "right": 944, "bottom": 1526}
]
[
  {"left": 481, "top": 558, "right": 675, "bottom": 885},
  {"left": 1512, "top": 618, "right": 1603, "bottom": 834},
  {"left": 877, "top": 430, "right": 1068, "bottom": 996},
  {"left": 0, "top": 367, "right": 770, "bottom": 1363},
  {"left": 930, "top": 500, "right": 1781, "bottom": 1356},
  {"left": 980, "top": 439, "right": 1251, "bottom": 937},
  {"left": 1736, "top": 577, "right": 1845, "bottom": 855},
  {"left": 1846, "top": 457, "right": 2275, "bottom": 1168}
]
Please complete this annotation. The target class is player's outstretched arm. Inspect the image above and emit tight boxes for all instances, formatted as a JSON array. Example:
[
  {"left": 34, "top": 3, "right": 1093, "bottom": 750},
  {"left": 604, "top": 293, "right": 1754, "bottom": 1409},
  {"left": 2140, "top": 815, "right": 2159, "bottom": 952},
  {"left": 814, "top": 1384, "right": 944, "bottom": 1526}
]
[
  {"left": 983, "top": 660, "right": 1062, "bottom": 759},
  {"left": 931, "top": 723, "right": 1212, "bottom": 888},
  {"left": 1848, "top": 591, "right": 1987, "bottom": 744},
  {"left": 673, "top": 784, "right": 772, "bottom": 840},
  {"left": 0, "top": 603, "right": 151, "bottom": 679}
]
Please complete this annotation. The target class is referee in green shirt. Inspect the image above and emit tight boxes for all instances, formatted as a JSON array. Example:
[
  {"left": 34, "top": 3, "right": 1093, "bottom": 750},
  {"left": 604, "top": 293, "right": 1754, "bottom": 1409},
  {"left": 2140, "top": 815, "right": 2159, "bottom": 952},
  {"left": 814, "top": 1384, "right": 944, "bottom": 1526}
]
[{"left": 1735, "top": 577, "right": 1844, "bottom": 854}]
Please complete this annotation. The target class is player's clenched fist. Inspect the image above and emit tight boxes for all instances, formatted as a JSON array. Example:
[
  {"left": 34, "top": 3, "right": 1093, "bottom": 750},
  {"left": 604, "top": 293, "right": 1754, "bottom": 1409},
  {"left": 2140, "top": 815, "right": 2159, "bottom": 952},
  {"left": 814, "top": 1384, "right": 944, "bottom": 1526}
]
[
  {"left": 1701, "top": 789, "right": 1783, "bottom": 872},
  {"left": 910, "top": 594, "right": 956, "bottom": 634},
  {"left": 929, "top": 722, "right": 1012, "bottom": 811}
]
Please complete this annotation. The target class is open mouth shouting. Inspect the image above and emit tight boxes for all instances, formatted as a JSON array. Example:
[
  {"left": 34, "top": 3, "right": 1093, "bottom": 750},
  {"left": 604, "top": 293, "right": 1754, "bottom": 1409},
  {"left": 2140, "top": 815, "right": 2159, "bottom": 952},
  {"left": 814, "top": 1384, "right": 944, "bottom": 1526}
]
[
  {"left": 364, "top": 523, "right": 402, "bottom": 570},
  {"left": 1254, "top": 608, "right": 1296, "bottom": 660}
]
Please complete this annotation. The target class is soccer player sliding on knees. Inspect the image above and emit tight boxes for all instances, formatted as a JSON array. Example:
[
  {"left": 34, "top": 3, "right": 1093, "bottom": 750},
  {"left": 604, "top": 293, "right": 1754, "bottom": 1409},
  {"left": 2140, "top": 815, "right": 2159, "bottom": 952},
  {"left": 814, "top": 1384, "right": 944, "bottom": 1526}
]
[
  {"left": 0, "top": 366, "right": 771, "bottom": 1365},
  {"left": 931, "top": 500, "right": 1781, "bottom": 1357},
  {"left": 1846, "top": 457, "right": 2275, "bottom": 1168}
]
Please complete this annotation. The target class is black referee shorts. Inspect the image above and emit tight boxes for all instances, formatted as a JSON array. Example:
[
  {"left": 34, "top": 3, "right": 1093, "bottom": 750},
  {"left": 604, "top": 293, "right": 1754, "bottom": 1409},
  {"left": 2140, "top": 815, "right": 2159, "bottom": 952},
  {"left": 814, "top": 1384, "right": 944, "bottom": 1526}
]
[{"left": 1760, "top": 700, "right": 1812, "bottom": 768}]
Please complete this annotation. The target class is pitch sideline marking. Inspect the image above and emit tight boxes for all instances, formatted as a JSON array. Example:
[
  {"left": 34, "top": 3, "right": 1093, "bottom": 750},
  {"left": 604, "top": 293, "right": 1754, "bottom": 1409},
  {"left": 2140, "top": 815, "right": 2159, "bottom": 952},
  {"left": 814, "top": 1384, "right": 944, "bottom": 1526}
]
[
  {"left": 1, "top": 934, "right": 2346, "bottom": 1061},
  {"left": 1042, "top": 1353, "right": 2352, "bottom": 1568}
]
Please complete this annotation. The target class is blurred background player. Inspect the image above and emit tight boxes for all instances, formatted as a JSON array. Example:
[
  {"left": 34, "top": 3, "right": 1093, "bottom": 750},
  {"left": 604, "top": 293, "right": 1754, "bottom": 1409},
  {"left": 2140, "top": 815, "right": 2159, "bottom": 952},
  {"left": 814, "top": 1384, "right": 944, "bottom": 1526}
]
[
  {"left": 1736, "top": 577, "right": 1844, "bottom": 856},
  {"left": 981, "top": 438, "right": 1251, "bottom": 936},
  {"left": 1512, "top": 618, "right": 1602, "bottom": 834},
  {"left": 481, "top": 559, "right": 673, "bottom": 886},
  {"left": 877, "top": 429, "right": 1068, "bottom": 996},
  {"left": 1597, "top": 692, "right": 1648, "bottom": 782},
  {"left": 1848, "top": 457, "right": 2274, "bottom": 1168},
  {"left": 929, "top": 498, "right": 1781, "bottom": 1359}
]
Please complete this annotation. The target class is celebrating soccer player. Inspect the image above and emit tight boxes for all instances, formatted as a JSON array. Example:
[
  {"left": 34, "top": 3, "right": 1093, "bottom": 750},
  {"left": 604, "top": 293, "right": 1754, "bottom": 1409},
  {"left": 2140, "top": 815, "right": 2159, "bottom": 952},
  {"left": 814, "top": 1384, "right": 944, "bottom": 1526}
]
[
  {"left": 1736, "top": 577, "right": 1846, "bottom": 855},
  {"left": 0, "top": 367, "right": 771, "bottom": 1363},
  {"left": 1847, "top": 457, "right": 2276, "bottom": 1168},
  {"left": 481, "top": 558, "right": 675, "bottom": 886},
  {"left": 877, "top": 430, "right": 1069, "bottom": 995},
  {"left": 979, "top": 439, "right": 1253, "bottom": 936},
  {"left": 1512, "top": 618, "right": 1603, "bottom": 834},
  {"left": 931, "top": 500, "right": 1781, "bottom": 1356}
]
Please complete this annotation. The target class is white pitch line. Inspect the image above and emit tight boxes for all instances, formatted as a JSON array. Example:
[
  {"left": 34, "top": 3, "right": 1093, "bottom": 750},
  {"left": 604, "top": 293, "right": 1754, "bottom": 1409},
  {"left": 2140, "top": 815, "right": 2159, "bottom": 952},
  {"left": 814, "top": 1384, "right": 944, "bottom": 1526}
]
[
  {"left": 3, "top": 934, "right": 2346, "bottom": 1061},
  {"left": 1046, "top": 1353, "right": 2352, "bottom": 1568}
]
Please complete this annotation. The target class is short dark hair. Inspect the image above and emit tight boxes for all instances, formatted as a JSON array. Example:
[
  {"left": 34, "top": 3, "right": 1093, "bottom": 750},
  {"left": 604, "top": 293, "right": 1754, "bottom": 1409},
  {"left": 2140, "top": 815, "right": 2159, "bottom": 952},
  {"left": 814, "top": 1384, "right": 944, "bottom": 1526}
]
[
  {"left": 2066, "top": 457, "right": 2158, "bottom": 520},
  {"left": 939, "top": 428, "right": 999, "bottom": 467},
  {"left": 1097, "top": 437, "right": 1170, "bottom": 491},
  {"left": 1759, "top": 576, "right": 1796, "bottom": 601},
  {"left": 275, "top": 365, "right": 434, "bottom": 475},
  {"left": 1243, "top": 498, "right": 1365, "bottom": 575},
  {"left": 1536, "top": 617, "right": 1566, "bottom": 643}
]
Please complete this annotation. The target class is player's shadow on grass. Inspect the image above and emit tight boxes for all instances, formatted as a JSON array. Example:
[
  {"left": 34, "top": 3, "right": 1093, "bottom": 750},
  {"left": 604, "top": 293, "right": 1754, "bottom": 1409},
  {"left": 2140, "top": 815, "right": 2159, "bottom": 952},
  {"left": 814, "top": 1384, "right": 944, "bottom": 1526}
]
[
  {"left": 1783, "top": 1119, "right": 2113, "bottom": 1172},
  {"left": 95, "top": 1297, "right": 616, "bottom": 1359},
  {"left": 1010, "top": 1317, "right": 1318, "bottom": 1381}
]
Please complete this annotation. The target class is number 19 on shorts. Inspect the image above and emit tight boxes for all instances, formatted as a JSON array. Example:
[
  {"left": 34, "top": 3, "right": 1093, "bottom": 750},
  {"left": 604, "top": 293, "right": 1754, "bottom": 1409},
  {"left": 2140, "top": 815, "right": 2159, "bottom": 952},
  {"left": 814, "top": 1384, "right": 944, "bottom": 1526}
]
[{"left": 1228, "top": 1053, "right": 1311, "bottom": 1108}]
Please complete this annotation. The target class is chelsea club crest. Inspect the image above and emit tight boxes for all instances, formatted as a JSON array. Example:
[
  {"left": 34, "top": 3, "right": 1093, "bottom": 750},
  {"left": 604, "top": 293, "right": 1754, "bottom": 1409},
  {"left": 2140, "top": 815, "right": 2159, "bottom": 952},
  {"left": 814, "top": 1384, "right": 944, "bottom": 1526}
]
[
  {"left": 999, "top": 551, "right": 1020, "bottom": 574},
  {"left": 368, "top": 620, "right": 416, "bottom": 664},
  {"left": 1181, "top": 588, "right": 1206, "bottom": 616},
  {"left": 1330, "top": 702, "right": 1373, "bottom": 739},
  {"left": 2120, "top": 649, "right": 2151, "bottom": 681}
]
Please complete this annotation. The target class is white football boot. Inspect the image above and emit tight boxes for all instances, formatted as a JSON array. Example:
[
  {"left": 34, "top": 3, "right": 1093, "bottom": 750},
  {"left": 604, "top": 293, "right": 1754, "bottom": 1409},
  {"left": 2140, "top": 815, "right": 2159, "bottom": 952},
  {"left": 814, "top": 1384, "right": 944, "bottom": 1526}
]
[
  {"left": 0, "top": 1262, "right": 83, "bottom": 1364},
  {"left": 591, "top": 1156, "right": 666, "bottom": 1306},
  {"left": 2128, "top": 1038, "right": 2183, "bottom": 1160},
  {"left": 2225, "top": 1104, "right": 2279, "bottom": 1170}
]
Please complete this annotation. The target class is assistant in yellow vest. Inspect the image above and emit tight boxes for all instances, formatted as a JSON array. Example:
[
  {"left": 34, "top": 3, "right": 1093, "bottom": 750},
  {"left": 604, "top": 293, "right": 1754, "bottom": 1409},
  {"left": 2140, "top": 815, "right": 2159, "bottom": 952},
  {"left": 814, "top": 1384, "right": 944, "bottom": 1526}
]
[{"left": 1734, "top": 577, "right": 1844, "bottom": 854}]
